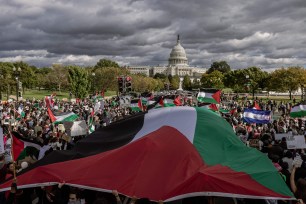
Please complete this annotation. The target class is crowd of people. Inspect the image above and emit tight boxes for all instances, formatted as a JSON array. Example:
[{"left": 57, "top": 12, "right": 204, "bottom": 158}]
[{"left": 0, "top": 92, "right": 305, "bottom": 203}]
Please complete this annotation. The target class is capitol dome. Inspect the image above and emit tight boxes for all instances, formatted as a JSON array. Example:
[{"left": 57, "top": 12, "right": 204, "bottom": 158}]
[{"left": 168, "top": 35, "right": 188, "bottom": 66}]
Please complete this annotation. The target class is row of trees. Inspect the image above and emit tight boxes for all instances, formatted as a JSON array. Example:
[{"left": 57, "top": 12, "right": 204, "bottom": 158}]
[
  {"left": 0, "top": 59, "right": 305, "bottom": 99},
  {"left": 201, "top": 66, "right": 306, "bottom": 99},
  {"left": 0, "top": 60, "right": 167, "bottom": 99}
]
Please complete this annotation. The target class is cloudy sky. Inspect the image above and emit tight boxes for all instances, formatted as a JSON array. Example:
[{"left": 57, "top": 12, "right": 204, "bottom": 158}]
[{"left": 1, "top": 0, "right": 306, "bottom": 70}]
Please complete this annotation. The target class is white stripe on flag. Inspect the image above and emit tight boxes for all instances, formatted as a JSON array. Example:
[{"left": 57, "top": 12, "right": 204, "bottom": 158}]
[{"left": 133, "top": 107, "right": 197, "bottom": 143}]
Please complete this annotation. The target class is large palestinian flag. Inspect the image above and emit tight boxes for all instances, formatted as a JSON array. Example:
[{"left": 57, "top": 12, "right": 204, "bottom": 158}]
[{"left": 0, "top": 107, "right": 294, "bottom": 201}]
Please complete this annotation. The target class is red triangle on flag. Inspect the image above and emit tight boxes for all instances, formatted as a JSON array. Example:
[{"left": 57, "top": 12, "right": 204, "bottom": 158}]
[
  {"left": 212, "top": 90, "right": 221, "bottom": 104},
  {"left": 138, "top": 99, "right": 143, "bottom": 111},
  {"left": 47, "top": 107, "right": 57, "bottom": 123},
  {"left": 12, "top": 133, "right": 25, "bottom": 161},
  {"left": 174, "top": 96, "right": 182, "bottom": 106},
  {"left": 209, "top": 104, "right": 219, "bottom": 111}
]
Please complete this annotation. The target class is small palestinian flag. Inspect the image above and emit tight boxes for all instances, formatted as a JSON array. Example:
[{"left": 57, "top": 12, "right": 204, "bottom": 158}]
[
  {"left": 0, "top": 107, "right": 294, "bottom": 202},
  {"left": 197, "top": 90, "right": 221, "bottom": 104},
  {"left": 11, "top": 132, "right": 43, "bottom": 161},
  {"left": 130, "top": 99, "right": 143, "bottom": 112},
  {"left": 47, "top": 107, "right": 78, "bottom": 124},
  {"left": 290, "top": 104, "right": 306, "bottom": 118},
  {"left": 16, "top": 107, "right": 25, "bottom": 121}
]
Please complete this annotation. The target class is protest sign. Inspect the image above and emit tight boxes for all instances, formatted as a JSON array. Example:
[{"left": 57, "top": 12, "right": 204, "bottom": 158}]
[
  {"left": 0, "top": 127, "right": 4, "bottom": 154},
  {"left": 275, "top": 133, "right": 291, "bottom": 140},
  {"left": 287, "top": 135, "right": 306, "bottom": 149},
  {"left": 64, "top": 120, "right": 87, "bottom": 137}
]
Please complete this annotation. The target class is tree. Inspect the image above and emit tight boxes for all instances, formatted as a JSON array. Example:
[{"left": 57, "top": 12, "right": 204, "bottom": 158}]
[
  {"left": 170, "top": 75, "right": 180, "bottom": 90},
  {"left": 182, "top": 75, "right": 192, "bottom": 90},
  {"left": 94, "top": 59, "right": 120, "bottom": 69},
  {"left": 0, "top": 62, "right": 15, "bottom": 99},
  {"left": 192, "top": 80, "right": 201, "bottom": 89},
  {"left": 68, "top": 66, "right": 90, "bottom": 99},
  {"left": 94, "top": 67, "right": 129, "bottom": 92},
  {"left": 13, "top": 61, "right": 36, "bottom": 93},
  {"left": 200, "top": 70, "right": 224, "bottom": 89},
  {"left": 269, "top": 67, "right": 306, "bottom": 99},
  {"left": 44, "top": 64, "right": 69, "bottom": 92},
  {"left": 153, "top": 73, "right": 167, "bottom": 79},
  {"left": 223, "top": 69, "right": 246, "bottom": 93},
  {"left": 243, "top": 67, "right": 269, "bottom": 98},
  {"left": 207, "top": 61, "right": 231, "bottom": 74}
]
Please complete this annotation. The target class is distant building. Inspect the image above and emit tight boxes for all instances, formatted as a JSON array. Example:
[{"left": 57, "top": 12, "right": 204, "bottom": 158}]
[{"left": 128, "top": 35, "right": 207, "bottom": 82}]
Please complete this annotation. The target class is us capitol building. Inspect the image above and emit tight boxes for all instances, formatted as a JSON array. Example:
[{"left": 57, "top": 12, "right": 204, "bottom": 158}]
[{"left": 128, "top": 35, "right": 207, "bottom": 82}]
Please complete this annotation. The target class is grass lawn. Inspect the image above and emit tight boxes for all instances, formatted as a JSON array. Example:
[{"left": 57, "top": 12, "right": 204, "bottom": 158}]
[{"left": 17, "top": 89, "right": 117, "bottom": 100}]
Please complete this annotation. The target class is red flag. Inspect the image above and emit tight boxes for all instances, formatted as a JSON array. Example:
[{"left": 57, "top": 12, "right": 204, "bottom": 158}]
[
  {"left": 209, "top": 104, "right": 219, "bottom": 111},
  {"left": 174, "top": 96, "right": 182, "bottom": 106},
  {"left": 47, "top": 107, "right": 56, "bottom": 123},
  {"left": 45, "top": 95, "right": 54, "bottom": 108},
  {"left": 253, "top": 101, "right": 261, "bottom": 110},
  {"left": 138, "top": 99, "right": 143, "bottom": 111},
  {"left": 212, "top": 90, "right": 221, "bottom": 104},
  {"left": 230, "top": 108, "right": 237, "bottom": 115}
]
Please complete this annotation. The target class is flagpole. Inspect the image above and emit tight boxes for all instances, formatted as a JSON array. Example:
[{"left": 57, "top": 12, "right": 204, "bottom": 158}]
[
  {"left": 9, "top": 103, "right": 17, "bottom": 181},
  {"left": 9, "top": 131, "right": 17, "bottom": 181}
]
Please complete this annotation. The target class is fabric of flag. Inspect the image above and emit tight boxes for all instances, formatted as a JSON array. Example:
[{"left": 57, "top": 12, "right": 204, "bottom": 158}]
[
  {"left": 44, "top": 95, "right": 54, "bottom": 108},
  {"left": 230, "top": 108, "right": 237, "bottom": 115},
  {"left": 11, "top": 132, "right": 42, "bottom": 161},
  {"left": 16, "top": 106, "right": 25, "bottom": 121},
  {"left": 290, "top": 105, "right": 306, "bottom": 118},
  {"left": 173, "top": 95, "right": 182, "bottom": 106},
  {"left": 47, "top": 107, "right": 78, "bottom": 124},
  {"left": 253, "top": 101, "right": 261, "bottom": 110},
  {"left": 219, "top": 108, "right": 229, "bottom": 113},
  {"left": 197, "top": 90, "right": 221, "bottom": 104},
  {"left": 88, "top": 111, "right": 95, "bottom": 134},
  {"left": 209, "top": 104, "right": 219, "bottom": 111},
  {"left": 0, "top": 107, "right": 293, "bottom": 201},
  {"left": 243, "top": 108, "right": 272, "bottom": 124},
  {"left": 130, "top": 99, "right": 143, "bottom": 112}
]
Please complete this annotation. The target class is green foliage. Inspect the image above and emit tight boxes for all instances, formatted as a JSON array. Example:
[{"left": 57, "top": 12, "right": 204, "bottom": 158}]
[
  {"left": 182, "top": 75, "right": 192, "bottom": 90},
  {"left": 68, "top": 66, "right": 89, "bottom": 99},
  {"left": 269, "top": 66, "right": 306, "bottom": 99},
  {"left": 94, "top": 59, "right": 120, "bottom": 69},
  {"left": 207, "top": 61, "right": 231, "bottom": 74},
  {"left": 170, "top": 75, "right": 180, "bottom": 90},
  {"left": 94, "top": 67, "right": 129, "bottom": 92},
  {"left": 153, "top": 73, "right": 167, "bottom": 79},
  {"left": 131, "top": 74, "right": 163, "bottom": 92},
  {"left": 200, "top": 70, "right": 224, "bottom": 89},
  {"left": 192, "top": 80, "right": 201, "bottom": 89},
  {"left": 45, "top": 64, "right": 69, "bottom": 92}
]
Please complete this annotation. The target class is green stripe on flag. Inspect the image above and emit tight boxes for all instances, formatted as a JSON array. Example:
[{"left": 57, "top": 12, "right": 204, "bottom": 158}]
[
  {"left": 290, "top": 105, "right": 306, "bottom": 118},
  {"left": 54, "top": 114, "right": 79, "bottom": 124},
  {"left": 192, "top": 107, "right": 294, "bottom": 198}
]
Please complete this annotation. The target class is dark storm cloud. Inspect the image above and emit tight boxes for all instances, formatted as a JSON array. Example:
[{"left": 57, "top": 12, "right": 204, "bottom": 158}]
[{"left": 0, "top": 0, "right": 305, "bottom": 69}]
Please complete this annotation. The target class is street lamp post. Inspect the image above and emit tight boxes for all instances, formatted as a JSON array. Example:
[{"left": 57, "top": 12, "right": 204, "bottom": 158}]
[
  {"left": 13, "top": 66, "right": 21, "bottom": 101},
  {"left": 245, "top": 74, "right": 250, "bottom": 98},
  {"left": 92, "top": 72, "right": 95, "bottom": 94}
]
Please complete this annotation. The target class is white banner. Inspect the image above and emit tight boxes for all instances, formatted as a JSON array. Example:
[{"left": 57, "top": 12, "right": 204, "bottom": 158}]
[
  {"left": 64, "top": 120, "right": 87, "bottom": 137},
  {"left": 0, "top": 127, "right": 4, "bottom": 154},
  {"left": 275, "top": 133, "right": 291, "bottom": 140},
  {"left": 287, "top": 135, "right": 306, "bottom": 149}
]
